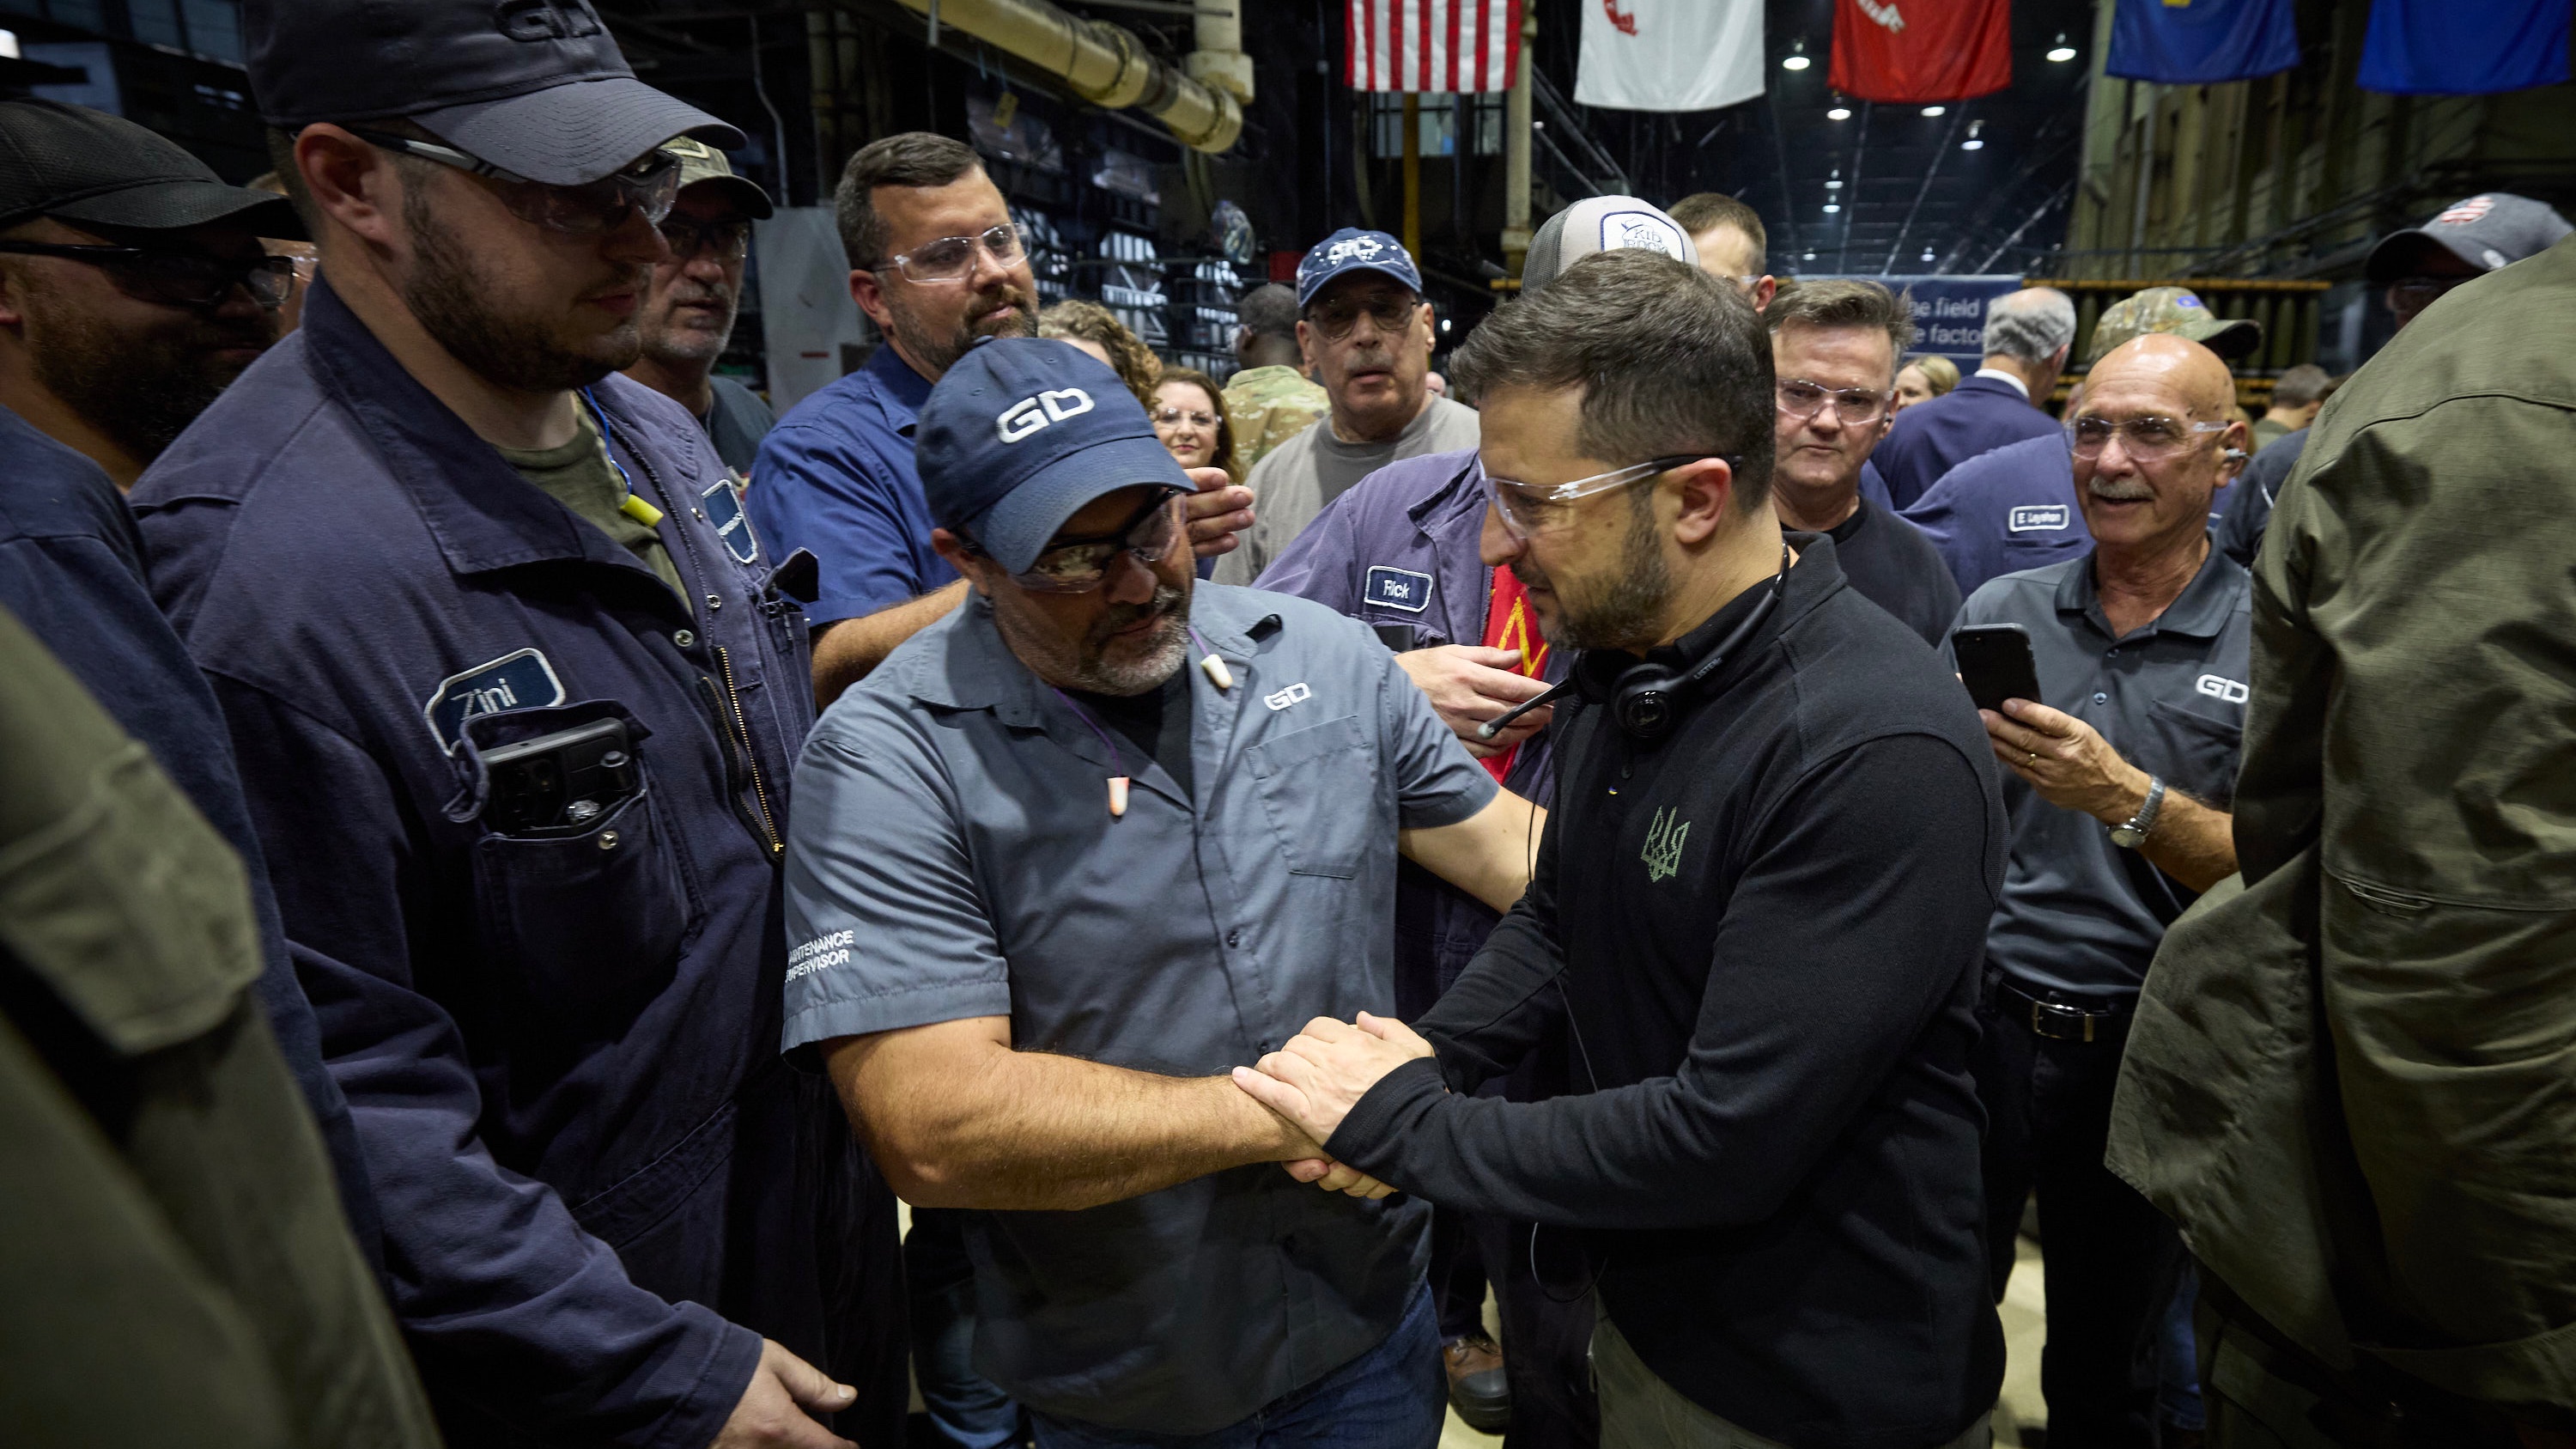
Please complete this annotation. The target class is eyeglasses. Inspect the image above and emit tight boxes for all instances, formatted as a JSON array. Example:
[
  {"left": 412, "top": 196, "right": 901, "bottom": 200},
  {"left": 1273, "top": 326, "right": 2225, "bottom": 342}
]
[
  {"left": 349, "top": 128, "right": 680, "bottom": 235},
  {"left": 2387, "top": 274, "right": 2473, "bottom": 313},
  {"left": 1151, "top": 406, "right": 1219, "bottom": 429},
  {"left": 2065, "top": 414, "right": 2230, "bottom": 460},
  {"left": 1776, "top": 377, "right": 1892, "bottom": 426},
  {"left": 872, "top": 223, "right": 1024, "bottom": 285},
  {"left": 1481, "top": 454, "right": 1721, "bottom": 541},
  {"left": 659, "top": 216, "right": 752, "bottom": 263},
  {"left": 0, "top": 240, "right": 293, "bottom": 311},
  {"left": 969, "top": 490, "right": 1182, "bottom": 594},
  {"left": 1304, "top": 293, "right": 1420, "bottom": 340}
]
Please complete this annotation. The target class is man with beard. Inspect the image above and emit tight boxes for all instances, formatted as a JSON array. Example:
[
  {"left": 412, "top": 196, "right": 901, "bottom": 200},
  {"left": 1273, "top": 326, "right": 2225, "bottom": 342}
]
[
  {"left": 1947, "top": 333, "right": 2251, "bottom": 1448},
  {"left": 0, "top": 100, "right": 292, "bottom": 490},
  {"left": 749, "top": 133, "right": 1255, "bottom": 708},
  {"left": 1229, "top": 251, "right": 2009, "bottom": 1449},
  {"left": 622, "top": 137, "right": 776, "bottom": 475},
  {"left": 129, "top": 2, "right": 905, "bottom": 1446},
  {"left": 780, "top": 336, "right": 1542, "bottom": 1449}
]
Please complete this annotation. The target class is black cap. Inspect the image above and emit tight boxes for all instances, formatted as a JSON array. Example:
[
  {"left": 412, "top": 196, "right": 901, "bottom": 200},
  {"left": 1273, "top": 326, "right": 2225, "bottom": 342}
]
[
  {"left": 246, "top": 0, "right": 745, "bottom": 187},
  {"left": 2366, "top": 193, "right": 2574, "bottom": 286},
  {"left": 0, "top": 100, "right": 306, "bottom": 239}
]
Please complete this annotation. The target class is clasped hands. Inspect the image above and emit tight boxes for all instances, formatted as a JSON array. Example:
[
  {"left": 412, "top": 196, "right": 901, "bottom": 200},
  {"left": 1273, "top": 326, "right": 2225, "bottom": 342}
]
[{"left": 1234, "top": 1013, "right": 1434, "bottom": 1202}]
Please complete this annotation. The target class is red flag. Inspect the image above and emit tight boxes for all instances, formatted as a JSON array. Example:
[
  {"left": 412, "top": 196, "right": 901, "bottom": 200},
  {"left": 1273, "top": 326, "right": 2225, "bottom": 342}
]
[
  {"left": 1346, "top": 0, "right": 1523, "bottom": 92},
  {"left": 1829, "top": 0, "right": 2012, "bottom": 103},
  {"left": 1476, "top": 565, "right": 1551, "bottom": 783}
]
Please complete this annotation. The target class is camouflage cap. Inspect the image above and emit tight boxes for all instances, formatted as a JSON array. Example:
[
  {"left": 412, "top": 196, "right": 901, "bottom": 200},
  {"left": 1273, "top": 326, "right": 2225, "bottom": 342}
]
[
  {"left": 660, "top": 136, "right": 772, "bottom": 220},
  {"left": 2084, "top": 286, "right": 2261, "bottom": 366}
]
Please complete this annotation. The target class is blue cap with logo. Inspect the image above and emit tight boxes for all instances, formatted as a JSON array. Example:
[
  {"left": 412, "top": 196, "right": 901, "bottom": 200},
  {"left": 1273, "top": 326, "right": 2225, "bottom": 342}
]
[
  {"left": 1295, "top": 228, "right": 1424, "bottom": 307},
  {"left": 916, "top": 338, "right": 1193, "bottom": 575}
]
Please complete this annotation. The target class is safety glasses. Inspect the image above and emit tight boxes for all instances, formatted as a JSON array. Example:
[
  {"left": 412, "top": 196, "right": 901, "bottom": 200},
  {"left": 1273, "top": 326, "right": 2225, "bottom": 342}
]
[
  {"left": 1303, "top": 292, "right": 1421, "bottom": 341},
  {"left": 1776, "top": 377, "right": 1892, "bottom": 426},
  {"left": 874, "top": 223, "right": 1026, "bottom": 285},
  {"left": 969, "top": 490, "right": 1184, "bottom": 594},
  {"left": 2064, "top": 415, "right": 2229, "bottom": 461},
  {"left": 659, "top": 216, "right": 752, "bottom": 263},
  {"left": 1481, "top": 454, "right": 1721, "bottom": 540},
  {"left": 0, "top": 240, "right": 293, "bottom": 311},
  {"left": 350, "top": 129, "right": 680, "bottom": 235}
]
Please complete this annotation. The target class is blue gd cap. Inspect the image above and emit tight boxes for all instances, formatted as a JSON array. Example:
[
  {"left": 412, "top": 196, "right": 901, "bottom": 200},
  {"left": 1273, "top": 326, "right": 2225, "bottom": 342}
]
[
  {"left": 1295, "top": 228, "right": 1424, "bottom": 307},
  {"left": 916, "top": 338, "right": 1193, "bottom": 575}
]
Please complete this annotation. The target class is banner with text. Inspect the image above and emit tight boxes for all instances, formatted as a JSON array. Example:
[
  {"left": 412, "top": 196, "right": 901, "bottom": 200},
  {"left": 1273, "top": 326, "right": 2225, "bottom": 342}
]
[{"left": 1809, "top": 275, "right": 2023, "bottom": 362}]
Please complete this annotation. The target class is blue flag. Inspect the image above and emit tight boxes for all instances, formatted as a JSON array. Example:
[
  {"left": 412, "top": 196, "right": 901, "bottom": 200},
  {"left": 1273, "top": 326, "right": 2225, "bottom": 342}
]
[
  {"left": 2105, "top": 0, "right": 2300, "bottom": 86},
  {"left": 2359, "top": 0, "right": 2572, "bottom": 94}
]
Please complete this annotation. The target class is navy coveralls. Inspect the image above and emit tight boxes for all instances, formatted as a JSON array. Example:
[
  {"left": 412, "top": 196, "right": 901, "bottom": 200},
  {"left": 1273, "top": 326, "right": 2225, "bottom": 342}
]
[{"left": 131, "top": 281, "right": 902, "bottom": 1449}]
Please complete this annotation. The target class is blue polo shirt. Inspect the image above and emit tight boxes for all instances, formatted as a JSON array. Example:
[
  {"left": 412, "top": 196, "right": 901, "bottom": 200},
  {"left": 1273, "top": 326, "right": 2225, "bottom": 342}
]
[
  {"left": 747, "top": 344, "right": 957, "bottom": 626},
  {"left": 781, "top": 581, "right": 1495, "bottom": 1435}
]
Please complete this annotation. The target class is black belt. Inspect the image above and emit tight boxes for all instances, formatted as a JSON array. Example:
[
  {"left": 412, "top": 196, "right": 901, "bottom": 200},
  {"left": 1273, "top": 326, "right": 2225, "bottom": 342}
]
[{"left": 1990, "top": 979, "right": 2133, "bottom": 1043}]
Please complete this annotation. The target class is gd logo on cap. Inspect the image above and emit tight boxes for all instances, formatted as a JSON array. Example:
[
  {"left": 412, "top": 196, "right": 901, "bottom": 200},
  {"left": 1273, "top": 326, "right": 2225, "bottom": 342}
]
[{"left": 996, "top": 388, "right": 1096, "bottom": 443}]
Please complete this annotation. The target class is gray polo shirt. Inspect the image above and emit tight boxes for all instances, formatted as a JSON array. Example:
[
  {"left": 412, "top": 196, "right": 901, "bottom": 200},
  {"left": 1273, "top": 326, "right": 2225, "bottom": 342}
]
[
  {"left": 780, "top": 581, "right": 1497, "bottom": 1434},
  {"left": 1951, "top": 546, "right": 2251, "bottom": 1001}
]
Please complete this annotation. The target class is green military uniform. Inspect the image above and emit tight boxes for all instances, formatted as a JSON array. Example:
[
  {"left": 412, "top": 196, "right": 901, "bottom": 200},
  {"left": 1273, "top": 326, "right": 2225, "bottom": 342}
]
[
  {"left": 1222, "top": 363, "right": 1329, "bottom": 473},
  {"left": 2108, "top": 236, "right": 2576, "bottom": 1442},
  {"left": 0, "top": 606, "right": 440, "bottom": 1447}
]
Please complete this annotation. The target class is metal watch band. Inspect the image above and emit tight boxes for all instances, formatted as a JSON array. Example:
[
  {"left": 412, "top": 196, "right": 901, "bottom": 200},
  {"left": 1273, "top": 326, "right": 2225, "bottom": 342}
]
[{"left": 2112, "top": 775, "right": 2166, "bottom": 848}]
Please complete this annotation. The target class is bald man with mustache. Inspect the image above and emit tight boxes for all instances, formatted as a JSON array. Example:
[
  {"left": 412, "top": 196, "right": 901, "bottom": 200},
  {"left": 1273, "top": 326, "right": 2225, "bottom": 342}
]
[{"left": 1947, "top": 333, "right": 2252, "bottom": 1446}]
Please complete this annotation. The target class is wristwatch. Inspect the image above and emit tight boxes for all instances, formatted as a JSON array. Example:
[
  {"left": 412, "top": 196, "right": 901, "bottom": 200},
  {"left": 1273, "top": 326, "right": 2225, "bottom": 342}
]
[{"left": 2111, "top": 776, "right": 2166, "bottom": 849}]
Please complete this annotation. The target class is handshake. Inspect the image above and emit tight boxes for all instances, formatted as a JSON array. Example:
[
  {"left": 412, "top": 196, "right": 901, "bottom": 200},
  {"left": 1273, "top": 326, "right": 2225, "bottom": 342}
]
[{"left": 1231, "top": 1012, "right": 1437, "bottom": 1202}]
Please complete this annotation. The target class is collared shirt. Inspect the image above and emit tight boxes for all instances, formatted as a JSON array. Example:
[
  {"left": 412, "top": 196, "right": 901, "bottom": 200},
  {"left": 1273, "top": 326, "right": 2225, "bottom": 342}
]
[
  {"left": 131, "top": 279, "right": 873, "bottom": 1449},
  {"left": 1953, "top": 545, "right": 2252, "bottom": 1000},
  {"left": 1973, "top": 366, "right": 2032, "bottom": 399},
  {"left": 1873, "top": 373, "right": 2064, "bottom": 510},
  {"left": 2214, "top": 426, "right": 2306, "bottom": 568},
  {"left": 747, "top": 344, "right": 954, "bottom": 625},
  {"left": 780, "top": 582, "right": 1496, "bottom": 1434},
  {"left": 1818, "top": 494, "right": 1962, "bottom": 647},
  {"left": 1216, "top": 395, "right": 1481, "bottom": 586},
  {"left": 704, "top": 374, "right": 777, "bottom": 476},
  {"left": 1901, "top": 433, "right": 2093, "bottom": 599}
]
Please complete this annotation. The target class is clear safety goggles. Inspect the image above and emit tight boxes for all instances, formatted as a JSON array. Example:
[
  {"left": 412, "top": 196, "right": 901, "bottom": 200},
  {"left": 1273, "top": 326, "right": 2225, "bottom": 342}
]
[
  {"left": 1480, "top": 454, "right": 1722, "bottom": 540},
  {"left": 350, "top": 129, "right": 681, "bottom": 236}
]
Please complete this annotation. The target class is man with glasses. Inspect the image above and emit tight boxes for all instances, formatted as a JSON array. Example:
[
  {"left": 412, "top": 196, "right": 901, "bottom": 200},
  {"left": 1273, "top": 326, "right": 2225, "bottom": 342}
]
[
  {"left": 1230, "top": 249, "right": 2007, "bottom": 1449},
  {"left": 781, "top": 336, "right": 1540, "bottom": 1446},
  {"left": 1943, "top": 332, "right": 2251, "bottom": 1449},
  {"left": 623, "top": 137, "right": 776, "bottom": 475},
  {"left": 0, "top": 99, "right": 295, "bottom": 490},
  {"left": 1217, "top": 229, "right": 1479, "bottom": 586},
  {"left": 1763, "top": 278, "right": 1959, "bottom": 646},
  {"left": 130, "top": 2, "right": 905, "bottom": 1446}
]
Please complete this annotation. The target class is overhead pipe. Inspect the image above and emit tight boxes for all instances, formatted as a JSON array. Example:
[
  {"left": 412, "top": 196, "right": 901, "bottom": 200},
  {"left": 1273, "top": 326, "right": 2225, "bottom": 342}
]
[
  {"left": 890, "top": 0, "right": 1244, "bottom": 153},
  {"left": 1187, "top": 0, "right": 1254, "bottom": 105}
]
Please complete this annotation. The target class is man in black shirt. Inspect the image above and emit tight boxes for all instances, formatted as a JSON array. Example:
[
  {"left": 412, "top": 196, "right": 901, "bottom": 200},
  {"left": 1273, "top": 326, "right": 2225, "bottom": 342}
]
[
  {"left": 1763, "top": 279, "right": 1960, "bottom": 645},
  {"left": 1235, "top": 251, "right": 2007, "bottom": 1449}
]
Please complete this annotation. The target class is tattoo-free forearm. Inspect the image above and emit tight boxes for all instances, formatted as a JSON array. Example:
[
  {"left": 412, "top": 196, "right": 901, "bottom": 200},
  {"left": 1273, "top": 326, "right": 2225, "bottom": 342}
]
[
  {"left": 2137, "top": 789, "right": 2236, "bottom": 893},
  {"left": 810, "top": 581, "right": 967, "bottom": 709},
  {"left": 826, "top": 1019, "right": 1316, "bottom": 1210}
]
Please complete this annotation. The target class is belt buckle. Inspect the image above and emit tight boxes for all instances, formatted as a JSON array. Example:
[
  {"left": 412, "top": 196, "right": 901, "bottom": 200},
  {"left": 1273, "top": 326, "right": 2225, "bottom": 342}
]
[{"left": 2029, "top": 999, "right": 2098, "bottom": 1043}]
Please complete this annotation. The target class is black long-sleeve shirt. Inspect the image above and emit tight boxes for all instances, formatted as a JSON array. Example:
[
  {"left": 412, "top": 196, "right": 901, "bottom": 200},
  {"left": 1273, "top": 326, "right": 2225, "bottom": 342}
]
[{"left": 1328, "top": 538, "right": 2008, "bottom": 1449}]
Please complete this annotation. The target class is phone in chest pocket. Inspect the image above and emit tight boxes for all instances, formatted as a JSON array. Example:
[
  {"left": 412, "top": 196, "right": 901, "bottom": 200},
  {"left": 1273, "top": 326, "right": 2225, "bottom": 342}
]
[{"left": 480, "top": 718, "right": 641, "bottom": 835}]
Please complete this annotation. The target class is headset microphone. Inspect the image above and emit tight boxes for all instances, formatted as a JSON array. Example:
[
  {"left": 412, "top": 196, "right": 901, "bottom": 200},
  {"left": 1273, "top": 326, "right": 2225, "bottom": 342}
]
[{"left": 1475, "top": 677, "right": 1579, "bottom": 740}]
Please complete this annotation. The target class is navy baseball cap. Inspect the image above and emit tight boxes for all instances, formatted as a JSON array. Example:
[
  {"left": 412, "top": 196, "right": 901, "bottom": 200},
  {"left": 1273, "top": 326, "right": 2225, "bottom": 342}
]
[
  {"left": 2366, "top": 193, "right": 2573, "bottom": 285},
  {"left": 917, "top": 338, "right": 1193, "bottom": 575},
  {"left": 246, "top": 0, "right": 744, "bottom": 187},
  {"left": 1295, "top": 228, "right": 1423, "bottom": 307},
  {"left": 0, "top": 100, "right": 304, "bottom": 238}
]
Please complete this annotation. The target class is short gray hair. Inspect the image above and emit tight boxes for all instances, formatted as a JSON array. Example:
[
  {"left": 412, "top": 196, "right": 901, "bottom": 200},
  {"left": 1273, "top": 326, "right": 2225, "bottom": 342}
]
[
  {"left": 1981, "top": 288, "right": 2076, "bottom": 365},
  {"left": 1451, "top": 250, "right": 1775, "bottom": 514}
]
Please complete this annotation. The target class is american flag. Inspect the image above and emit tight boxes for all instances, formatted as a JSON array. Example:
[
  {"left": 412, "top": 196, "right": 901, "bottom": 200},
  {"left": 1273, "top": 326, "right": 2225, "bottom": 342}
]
[{"left": 1345, "top": 0, "right": 1523, "bottom": 93}]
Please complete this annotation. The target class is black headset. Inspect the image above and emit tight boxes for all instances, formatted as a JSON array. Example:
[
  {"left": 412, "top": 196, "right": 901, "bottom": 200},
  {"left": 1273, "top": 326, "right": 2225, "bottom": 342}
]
[{"left": 1575, "top": 546, "right": 1792, "bottom": 742}]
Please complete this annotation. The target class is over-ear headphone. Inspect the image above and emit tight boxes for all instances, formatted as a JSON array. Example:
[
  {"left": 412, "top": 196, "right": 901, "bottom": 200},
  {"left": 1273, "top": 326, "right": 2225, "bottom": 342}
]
[{"left": 1575, "top": 547, "right": 1792, "bottom": 742}]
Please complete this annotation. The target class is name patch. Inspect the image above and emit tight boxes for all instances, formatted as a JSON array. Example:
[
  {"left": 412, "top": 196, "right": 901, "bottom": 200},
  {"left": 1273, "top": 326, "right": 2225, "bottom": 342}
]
[
  {"left": 703, "top": 478, "right": 759, "bottom": 565},
  {"left": 1364, "top": 565, "right": 1433, "bottom": 613},
  {"left": 2008, "top": 504, "right": 2071, "bottom": 533},
  {"left": 422, "top": 648, "right": 567, "bottom": 753}
]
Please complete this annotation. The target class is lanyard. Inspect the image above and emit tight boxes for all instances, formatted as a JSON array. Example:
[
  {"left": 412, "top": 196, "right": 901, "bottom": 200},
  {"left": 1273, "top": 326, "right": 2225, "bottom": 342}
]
[{"left": 579, "top": 387, "right": 665, "bottom": 528}]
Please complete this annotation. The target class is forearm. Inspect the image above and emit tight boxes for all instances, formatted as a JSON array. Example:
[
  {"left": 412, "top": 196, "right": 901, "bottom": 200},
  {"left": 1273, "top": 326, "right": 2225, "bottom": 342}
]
[
  {"left": 830, "top": 1032, "right": 1315, "bottom": 1211},
  {"left": 1400, "top": 791, "right": 1543, "bottom": 913},
  {"left": 810, "top": 581, "right": 967, "bottom": 708},
  {"left": 2137, "top": 790, "right": 2235, "bottom": 892}
]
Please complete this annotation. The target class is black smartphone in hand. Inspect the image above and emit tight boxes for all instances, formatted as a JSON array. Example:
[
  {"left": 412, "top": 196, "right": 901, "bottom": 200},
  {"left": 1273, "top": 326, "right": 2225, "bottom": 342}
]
[{"left": 1952, "top": 624, "right": 2043, "bottom": 715}]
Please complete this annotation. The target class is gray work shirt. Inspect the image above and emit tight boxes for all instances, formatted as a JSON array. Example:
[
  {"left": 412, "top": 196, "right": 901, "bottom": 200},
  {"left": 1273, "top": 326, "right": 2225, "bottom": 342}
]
[
  {"left": 780, "top": 581, "right": 1497, "bottom": 1434},
  {"left": 1951, "top": 547, "right": 2251, "bottom": 1001}
]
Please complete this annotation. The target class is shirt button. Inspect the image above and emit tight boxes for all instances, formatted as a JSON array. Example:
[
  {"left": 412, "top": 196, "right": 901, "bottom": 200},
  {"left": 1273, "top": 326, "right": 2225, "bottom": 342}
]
[
  {"left": 673, "top": 629, "right": 696, "bottom": 648},
  {"left": 2093, "top": 691, "right": 2108, "bottom": 704},
  {"left": 1225, "top": 930, "right": 1242, "bottom": 947}
]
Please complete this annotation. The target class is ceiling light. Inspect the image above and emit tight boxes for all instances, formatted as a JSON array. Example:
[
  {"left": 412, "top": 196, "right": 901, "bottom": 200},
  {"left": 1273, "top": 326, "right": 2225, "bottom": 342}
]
[
  {"left": 1783, "top": 39, "right": 1810, "bottom": 71},
  {"left": 1822, "top": 204, "right": 1841, "bottom": 214},
  {"left": 2047, "top": 33, "right": 2077, "bottom": 63},
  {"left": 1826, "top": 106, "right": 1851, "bottom": 121},
  {"left": 1961, "top": 138, "right": 1984, "bottom": 149},
  {"left": 0, "top": 29, "right": 17, "bottom": 59},
  {"left": 1921, "top": 105, "right": 1946, "bottom": 117},
  {"left": 1825, "top": 179, "right": 1843, "bottom": 190},
  {"left": 1921, "top": 248, "right": 1936, "bottom": 262},
  {"left": 1802, "top": 250, "right": 1817, "bottom": 260}
]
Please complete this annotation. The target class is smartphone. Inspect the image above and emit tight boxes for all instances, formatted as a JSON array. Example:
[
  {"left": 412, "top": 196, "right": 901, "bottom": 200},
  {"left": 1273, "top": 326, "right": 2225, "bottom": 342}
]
[
  {"left": 482, "top": 718, "right": 639, "bottom": 835},
  {"left": 1952, "top": 624, "right": 2043, "bottom": 715}
]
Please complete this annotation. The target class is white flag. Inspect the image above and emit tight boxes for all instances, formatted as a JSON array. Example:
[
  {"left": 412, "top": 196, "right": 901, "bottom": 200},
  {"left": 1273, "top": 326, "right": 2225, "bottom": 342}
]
[{"left": 1575, "top": 0, "right": 1765, "bottom": 113}]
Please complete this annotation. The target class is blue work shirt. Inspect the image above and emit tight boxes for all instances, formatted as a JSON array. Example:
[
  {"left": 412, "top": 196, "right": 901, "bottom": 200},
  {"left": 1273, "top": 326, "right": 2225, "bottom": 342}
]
[
  {"left": 1256, "top": 447, "right": 1565, "bottom": 1002},
  {"left": 1872, "top": 373, "right": 2064, "bottom": 510},
  {"left": 748, "top": 344, "right": 956, "bottom": 626},
  {"left": 781, "top": 582, "right": 1496, "bottom": 1435},
  {"left": 0, "top": 402, "right": 377, "bottom": 1258},
  {"left": 2215, "top": 426, "right": 2305, "bottom": 568},
  {"left": 131, "top": 280, "right": 886, "bottom": 1449},
  {"left": 1901, "top": 432, "right": 2093, "bottom": 601}
]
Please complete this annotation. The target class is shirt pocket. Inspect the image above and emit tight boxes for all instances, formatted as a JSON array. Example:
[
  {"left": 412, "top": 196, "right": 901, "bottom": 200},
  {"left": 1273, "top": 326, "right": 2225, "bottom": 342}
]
[
  {"left": 2142, "top": 698, "right": 2244, "bottom": 809},
  {"left": 1242, "top": 714, "right": 1375, "bottom": 879}
]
